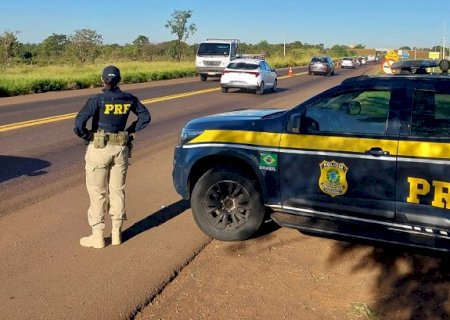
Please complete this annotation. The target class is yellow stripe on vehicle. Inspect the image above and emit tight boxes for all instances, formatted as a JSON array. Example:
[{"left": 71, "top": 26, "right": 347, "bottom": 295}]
[
  {"left": 189, "top": 129, "right": 281, "bottom": 147},
  {"left": 399, "top": 140, "right": 450, "bottom": 160},
  {"left": 189, "top": 130, "right": 398, "bottom": 155},
  {"left": 280, "top": 134, "right": 399, "bottom": 154},
  {"left": 188, "top": 129, "right": 450, "bottom": 161}
]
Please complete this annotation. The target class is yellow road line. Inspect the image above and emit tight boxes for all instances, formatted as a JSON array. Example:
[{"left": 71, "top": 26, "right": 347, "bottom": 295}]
[
  {"left": 0, "top": 88, "right": 221, "bottom": 133},
  {"left": 0, "top": 113, "right": 78, "bottom": 132},
  {"left": 0, "top": 72, "right": 303, "bottom": 133},
  {"left": 141, "top": 87, "right": 219, "bottom": 104}
]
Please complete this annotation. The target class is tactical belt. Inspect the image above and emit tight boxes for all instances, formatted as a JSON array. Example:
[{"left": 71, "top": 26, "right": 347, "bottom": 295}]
[{"left": 92, "top": 130, "right": 129, "bottom": 148}]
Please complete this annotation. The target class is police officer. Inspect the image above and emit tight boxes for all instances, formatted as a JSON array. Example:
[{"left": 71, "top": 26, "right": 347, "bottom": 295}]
[{"left": 74, "top": 65, "right": 151, "bottom": 249}]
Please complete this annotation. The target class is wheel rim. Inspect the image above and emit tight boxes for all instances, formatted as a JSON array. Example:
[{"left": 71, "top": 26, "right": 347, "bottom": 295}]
[{"left": 202, "top": 180, "right": 252, "bottom": 231}]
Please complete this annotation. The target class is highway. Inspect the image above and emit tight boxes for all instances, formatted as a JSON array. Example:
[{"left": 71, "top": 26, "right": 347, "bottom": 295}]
[{"left": 0, "top": 64, "right": 376, "bottom": 319}]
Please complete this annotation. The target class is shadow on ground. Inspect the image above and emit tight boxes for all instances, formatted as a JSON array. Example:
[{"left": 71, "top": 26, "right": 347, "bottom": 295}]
[
  {"left": 123, "top": 199, "right": 190, "bottom": 243},
  {"left": 0, "top": 155, "right": 50, "bottom": 183},
  {"left": 326, "top": 239, "right": 450, "bottom": 319}
]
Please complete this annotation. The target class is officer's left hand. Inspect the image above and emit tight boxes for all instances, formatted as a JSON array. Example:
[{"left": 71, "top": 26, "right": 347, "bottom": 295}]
[{"left": 83, "top": 132, "right": 93, "bottom": 145}]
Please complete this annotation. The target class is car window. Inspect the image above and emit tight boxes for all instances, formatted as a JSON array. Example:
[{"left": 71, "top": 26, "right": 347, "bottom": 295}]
[
  {"left": 411, "top": 90, "right": 450, "bottom": 137},
  {"left": 197, "top": 43, "right": 230, "bottom": 55},
  {"left": 262, "top": 61, "right": 272, "bottom": 71},
  {"left": 227, "top": 62, "right": 258, "bottom": 70},
  {"left": 305, "top": 90, "right": 391, "bottom": 135},
  {"left": 259, "top": 62, "right": 267, "bottom": 71}
]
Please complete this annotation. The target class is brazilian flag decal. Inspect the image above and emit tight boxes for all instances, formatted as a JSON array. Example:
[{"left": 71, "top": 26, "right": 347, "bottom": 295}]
[{"left": 259, "top": 152, "right": 278, "bottom": 171}]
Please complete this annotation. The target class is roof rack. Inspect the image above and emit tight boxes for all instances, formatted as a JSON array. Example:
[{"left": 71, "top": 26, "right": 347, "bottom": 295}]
[
  {"left": 205, "top": 38, "right": 240, "bottom": 44},
  {"left": 391, "top": 59, "right": 450, "bottom": 74}
]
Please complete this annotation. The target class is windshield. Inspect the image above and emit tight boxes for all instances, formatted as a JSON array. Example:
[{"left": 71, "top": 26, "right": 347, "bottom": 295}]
[
  {"left": 311, "top": 57, "right": 326, "bottom": 63},
  {"left": 197, "top": 43, "right": 231, "bottom": 56},
  {"left": 227, "top": 62, "right": 258, "bottom": 70}
]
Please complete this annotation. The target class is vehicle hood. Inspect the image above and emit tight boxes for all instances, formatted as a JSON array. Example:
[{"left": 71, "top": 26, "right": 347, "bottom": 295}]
[
  {"left": 185, "top": 108, "right": 287, "bottom": 130},
  {"left": 196, "top": 108, "right": 284, "bottom": 121}
]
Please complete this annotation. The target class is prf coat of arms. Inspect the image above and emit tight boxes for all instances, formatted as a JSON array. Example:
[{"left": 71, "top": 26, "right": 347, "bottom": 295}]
[{"left": 318, "top": 160, "right": 349, "bottom": 197}]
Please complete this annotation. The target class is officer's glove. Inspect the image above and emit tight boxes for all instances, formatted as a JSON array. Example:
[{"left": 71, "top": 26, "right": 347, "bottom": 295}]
[
  {"left": 83, "top": 132, "right": 93, "bottom": 145},
  {"left": 127, "top": 133, "right": 135, "bottom": 162}
]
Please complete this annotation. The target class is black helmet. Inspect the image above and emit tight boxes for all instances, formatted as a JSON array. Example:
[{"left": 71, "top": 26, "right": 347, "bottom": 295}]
[{"left": 102, "top": 65, "right": 121, "bottom": 85}]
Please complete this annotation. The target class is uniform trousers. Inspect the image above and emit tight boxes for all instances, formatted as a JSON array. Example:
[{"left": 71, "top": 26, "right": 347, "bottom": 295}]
[{"left": 84, "top": 143, "right": 129, "bottom": 231}]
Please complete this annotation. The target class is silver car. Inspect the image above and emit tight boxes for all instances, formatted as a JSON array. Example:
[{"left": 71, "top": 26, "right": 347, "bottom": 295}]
[{"left": 308, "top": 56, "right": 335, "bottom": 76}]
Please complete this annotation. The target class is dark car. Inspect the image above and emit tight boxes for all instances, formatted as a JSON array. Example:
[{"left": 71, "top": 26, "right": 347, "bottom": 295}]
[
  {"left": 172, "top": 60, "right": 450, "bottom": 251},
  {"left": 308, "top": 56, "right": 335, "bottom": 76}
]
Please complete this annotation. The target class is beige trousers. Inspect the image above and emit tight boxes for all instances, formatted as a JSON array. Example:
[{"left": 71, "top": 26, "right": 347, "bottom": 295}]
[{"left": 84, "top": 143, "right": 129, "bottom": 231}]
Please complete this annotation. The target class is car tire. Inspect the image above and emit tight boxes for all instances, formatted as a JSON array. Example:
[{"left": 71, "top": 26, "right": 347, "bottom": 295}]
[
  {"left": 257, "top": 82, "right": 264, "bottom": 95},
  {"left": 191, "top": 165, "right": 265, "bottom": 241},
  {"left": 272, "top": 80, "right": 277, "bottom": 92},
  {"left": 221, "top": 87, "right": 228, "bottom": 93},
  {"left": 200, "top": 74, "right": 207, "bottom": 81}
]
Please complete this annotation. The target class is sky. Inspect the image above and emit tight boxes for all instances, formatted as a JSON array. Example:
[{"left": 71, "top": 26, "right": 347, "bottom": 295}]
[{"left": 1, "top": 0, "right": 449, "bottom": 50}]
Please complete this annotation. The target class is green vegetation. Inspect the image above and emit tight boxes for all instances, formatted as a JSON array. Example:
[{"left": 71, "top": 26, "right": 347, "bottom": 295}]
[
  {"left": 0, "top": 3, "right": 354, "bottom": 97},
  {"left": 0, "top": 61, "right": 196, "bottom": 96},
  {"left": 347, "top": 302, "right": 379, "bottom": 320},
  {"left": 0, "top": 8, "right": 377, "bottom": 97}
]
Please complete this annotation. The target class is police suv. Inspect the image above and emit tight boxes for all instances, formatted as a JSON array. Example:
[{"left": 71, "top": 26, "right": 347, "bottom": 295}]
[{"left": 172, "top": 60, "right": 450, "bottom": 251}]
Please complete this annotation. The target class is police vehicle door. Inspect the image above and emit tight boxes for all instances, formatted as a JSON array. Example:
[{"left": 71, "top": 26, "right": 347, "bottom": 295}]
[
  {"left": 280, "top": 88, "right": 400, "bottom": 220},
  {"left": 396, "top": 86, "right": 450, "bottom": 230}
]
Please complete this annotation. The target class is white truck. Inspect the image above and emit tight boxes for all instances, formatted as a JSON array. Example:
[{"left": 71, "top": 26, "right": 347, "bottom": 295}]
[{"left": 195, "top": 38, "right": 241, "bottom": 81}]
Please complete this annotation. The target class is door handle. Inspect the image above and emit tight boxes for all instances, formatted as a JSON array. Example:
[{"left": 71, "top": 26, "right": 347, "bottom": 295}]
[{"left": 365, "top": 147, "right": 390, "bottom": 157}]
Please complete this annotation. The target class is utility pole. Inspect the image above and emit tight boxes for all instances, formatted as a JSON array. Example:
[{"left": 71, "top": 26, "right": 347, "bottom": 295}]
[{"left": 443, "top": 22, "right": 446, "bottom": 59}]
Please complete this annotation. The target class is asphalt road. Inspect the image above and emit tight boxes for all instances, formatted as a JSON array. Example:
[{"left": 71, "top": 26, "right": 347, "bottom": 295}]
[{"left": 0, "top": 64, "right": 377, "bottom": 319}]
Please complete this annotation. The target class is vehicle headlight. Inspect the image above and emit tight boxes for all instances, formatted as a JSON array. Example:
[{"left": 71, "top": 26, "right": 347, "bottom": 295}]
[{"left": 178, "top": 128, "right": 204, "bottom": 145}]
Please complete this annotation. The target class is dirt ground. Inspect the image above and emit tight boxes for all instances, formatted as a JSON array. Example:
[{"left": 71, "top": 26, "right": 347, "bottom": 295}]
[{"left": 134, "top": 220, "right": 450, "bottom": 320}]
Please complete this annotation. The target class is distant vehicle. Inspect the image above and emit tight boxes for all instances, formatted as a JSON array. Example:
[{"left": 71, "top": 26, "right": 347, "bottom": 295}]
[
  {"left": 220, "top": 58, "right": 277, "bottom": 95},
  {"left": 341, "top": 57, "right": 358, "bottom": 69},
  {"left": 367, "top": 55, "right": 376, "bottom": 62},
  {"left": 195, "top": 39, "right": 240, "bottom": 81},
  {"left": 308, "top": 56, "right": 335, "bottom": 76}
]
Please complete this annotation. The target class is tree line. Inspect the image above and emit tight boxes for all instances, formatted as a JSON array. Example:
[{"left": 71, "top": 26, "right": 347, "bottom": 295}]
[
  {"left": 0, "top": 27, "right": 358, "bottom": 67},
  {"left": 2, "top": 9, "right": 444, "bottom": 68}
]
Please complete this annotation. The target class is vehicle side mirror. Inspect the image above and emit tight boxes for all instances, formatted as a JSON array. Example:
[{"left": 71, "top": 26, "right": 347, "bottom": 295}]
[{"left": 288, "top": 114, "right": 301, "bottom": 133}]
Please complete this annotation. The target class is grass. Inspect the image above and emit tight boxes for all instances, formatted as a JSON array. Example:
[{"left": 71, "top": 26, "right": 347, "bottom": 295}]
[
  {"left": 0, "top": 61, "right": 196, "bottom": 97},
  {"left": 0, "top": 50, "right": 323, "bottom": 97},
  {"left": 347, "top": 302, "right": 380, "bottom": 320}
]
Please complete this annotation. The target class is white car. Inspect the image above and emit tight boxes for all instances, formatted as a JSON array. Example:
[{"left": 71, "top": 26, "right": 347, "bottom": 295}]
[
  {"left": 340, "top": 57, "right": 358, "bottom": 69},
  {"left": 220, "top": 58, "right": 277, "bottom": 95}
]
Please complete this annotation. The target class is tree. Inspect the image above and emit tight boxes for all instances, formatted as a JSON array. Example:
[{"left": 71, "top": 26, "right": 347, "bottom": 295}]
[
  {"left": 0, "top": 30, "right": 19, "bottom": 66},
  {"left": 255, "top": 40, "right": 271, "bottom": 56},
  {"left": 16, "top": 42, "right": 38, "bottom": 64},
  {"left": 353, "top": 44, "right": 366, "bottom": 49},
  {"left": 68, "top": 29, "right": 103, "bottom": 63},
  {"left": 330, "top": 45, "right": 350, "bottom": 57},
  {"left": 399, "top": 46, "right": 412, "bottom": 50},
  {"left": 165, "top": 9, "right": 196, "bottom": 61},
  {"left": 132, "top": 35, "right": 154, "bottom": 60},
  {"left": 42, "top": 33, "right": 68, "bottom": 58}
]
